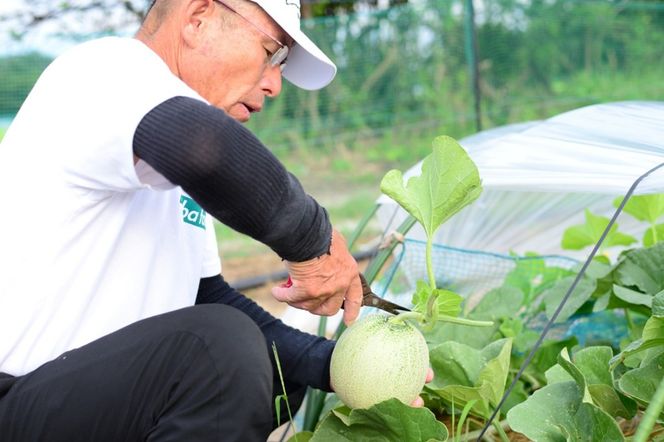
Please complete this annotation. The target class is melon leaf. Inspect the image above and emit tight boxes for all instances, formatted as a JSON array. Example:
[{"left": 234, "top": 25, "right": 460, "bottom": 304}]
[
  {"left": 309, "top": 398, "right": 448, "bottom": 442},
  {"left": 380, "top": 136, "right": 482, "bottom": 240}
]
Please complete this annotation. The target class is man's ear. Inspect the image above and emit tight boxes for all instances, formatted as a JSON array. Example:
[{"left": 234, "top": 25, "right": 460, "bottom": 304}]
[{"left": 181, "top": 0, "right": 217, "bottom": 48}]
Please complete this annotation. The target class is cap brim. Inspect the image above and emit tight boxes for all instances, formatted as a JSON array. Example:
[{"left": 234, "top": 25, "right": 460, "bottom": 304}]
[
  {"left": 281, "top": 29, "right": 337, "bottom": 90},
  {"left": 254, "top": 1, "right": 337, "bottom": 90}
]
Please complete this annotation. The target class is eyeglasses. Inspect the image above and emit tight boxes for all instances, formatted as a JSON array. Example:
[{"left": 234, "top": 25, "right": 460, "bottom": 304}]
[{"left": 213, "top": 0, "right": 289, "bottom": 71}]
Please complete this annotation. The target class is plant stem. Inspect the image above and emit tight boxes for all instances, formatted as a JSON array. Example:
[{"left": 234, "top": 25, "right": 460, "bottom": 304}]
[
  {"left": 451, "top": 398, "right": 456, "bottom": 442},
  {"left": 426, "top": 236, "right": 436, "bottom": 290},
  {"left": 625, "top": 308, "right": 635, "bottom": 338},
  {"left": 652, "top": 223, "right": 659, "bottom": 244},
  {"left": 438, "top": 315, "right": 493, "bottom": 327},
  {"left": 390, "top": 311, "right": 424, "bottom": 324},
  {"left": 458, "top": 419, "right": 510, "bottom": 441},
  {"left": 510, "top": 368, "right": 540, "bottom": 390},
  {"left": 634, "top": 374, "right": 664, "bottom": 442},
  {"left": 272, "top": 343, "right": 297, "bottom": 434},
  {"left": 493, "top": 419, "right": 510, "bottom": 442}
]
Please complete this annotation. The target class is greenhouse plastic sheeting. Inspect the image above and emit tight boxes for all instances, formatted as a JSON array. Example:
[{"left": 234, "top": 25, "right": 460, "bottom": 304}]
[
  {"left": 376, "top": 101, "right": 664, "bottom": 261},
  {"left": 281, "top": 101, "right": 664, "bottom": 336}
]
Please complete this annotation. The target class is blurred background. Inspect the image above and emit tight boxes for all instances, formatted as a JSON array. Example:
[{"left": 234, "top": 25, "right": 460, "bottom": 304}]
[{"left": 1, "top": 0, "right": 663, "bottom": 310}]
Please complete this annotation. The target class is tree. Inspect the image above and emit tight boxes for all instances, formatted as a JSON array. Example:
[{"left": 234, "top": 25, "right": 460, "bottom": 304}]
[
  {"left": 1, "top": 0, "right": 411, "bottom": 38},
  {"left": 1, "top": 1, "right": 151, "bottom": 39}
]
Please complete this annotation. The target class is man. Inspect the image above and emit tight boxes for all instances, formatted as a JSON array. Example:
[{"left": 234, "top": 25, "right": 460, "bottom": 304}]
[
  {"left": 0, "top": 0, "right": 361, "bottom": 441},
  {"left": 0, "top": 0, "right": 428, "bottom": 440}
]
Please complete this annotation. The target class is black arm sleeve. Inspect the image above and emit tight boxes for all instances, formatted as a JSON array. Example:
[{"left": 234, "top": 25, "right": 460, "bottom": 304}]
[
  {"left": 133, "top": 96, "right": 331, "bottom": 262},
  {"left": 195, "top": 274, "right": 335, "bottom": 393}
]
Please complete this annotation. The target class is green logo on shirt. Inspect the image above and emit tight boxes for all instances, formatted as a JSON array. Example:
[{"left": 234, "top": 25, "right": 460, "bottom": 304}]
[{"left": 180, "top": 195, "right": 207, "bottom": 229}]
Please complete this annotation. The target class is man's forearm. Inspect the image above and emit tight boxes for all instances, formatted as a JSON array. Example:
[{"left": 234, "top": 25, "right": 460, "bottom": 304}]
[
  {"left": 133, "top": 96, "right": 331, "bottom": 262},
  {"left": 195, "top": 274, "right": 334, "bottom": 392}
]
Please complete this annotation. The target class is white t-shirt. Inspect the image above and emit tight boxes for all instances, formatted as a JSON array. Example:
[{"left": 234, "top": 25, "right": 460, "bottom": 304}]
[{"left": 0, "top": 37, "right": 222, "bottom": 376}]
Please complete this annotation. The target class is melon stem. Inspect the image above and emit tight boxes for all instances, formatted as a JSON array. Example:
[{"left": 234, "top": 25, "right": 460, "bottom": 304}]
[{"left": 389, "top": 311, "right": 424, "bottom": 325}]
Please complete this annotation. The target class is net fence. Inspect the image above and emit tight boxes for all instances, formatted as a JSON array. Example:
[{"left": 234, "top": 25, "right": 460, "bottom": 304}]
[{"left": 371, "top": 238, "right": 631, "bottom": 346}]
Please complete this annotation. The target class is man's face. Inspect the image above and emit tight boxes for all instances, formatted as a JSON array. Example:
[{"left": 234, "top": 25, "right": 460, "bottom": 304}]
[{"left": 181, "top": 0, "right": 293, "bottom": 122}]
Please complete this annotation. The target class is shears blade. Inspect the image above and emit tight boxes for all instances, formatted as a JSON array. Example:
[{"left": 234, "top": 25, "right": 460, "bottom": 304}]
[{"left": 358, "top": 274, "right": 411, "bottom": 315}]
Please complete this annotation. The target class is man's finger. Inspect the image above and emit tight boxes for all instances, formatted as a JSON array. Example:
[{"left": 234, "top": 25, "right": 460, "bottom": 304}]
[
  {"left": 342, "top": 274, "right": 363, "bottom": 325},
  {"left": 410, "top": 396, "right": 425, "bottom": 408},
  {"left": 271, "top": 284, "right": 293, "bottom": 303},
  {"left": 308, "top": 295, "right": 344, "bottom": 317},
  {"left": 425, "top": 367, "right": 434, "bottom": 383}
]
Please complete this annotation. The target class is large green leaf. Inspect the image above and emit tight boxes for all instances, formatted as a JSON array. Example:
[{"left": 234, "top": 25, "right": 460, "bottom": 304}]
[
  {"left": 309, "top": 399, "right": 448, "bottom": 442},
  {"left": 561, "top": 209, "right": 637, "bottom": 251},
  {"left": 574, "top": 346, "right": 613, "bottom": 385},
  {"left": 614, "top": 193, "right": 664, "bottom": 224},
  {"left": 541, "top": 275, "right": 596, "bottom": 323},
  {"left": 508, "top": 348, "right": 625, "bottom": 441},
  {"left": 610, "top": 339, "right": 664, "bottom": 370},
  {"left": 618, "top": 351, "right": 664, "bottom": 407},
  {"left": 427, "top": 339, "right": 512, "bottom": 418},
  {"left": 421, "top": 321, "right": 496, "bottom": 350},
  {"left": 612, "top": 284, "right": 654, "bottom": 308},
  {"left": 507, "top": 381, "right": 624, "bottom": 442},
  {"left": 469, "top": 286, "right": 525, "bottom": 321},
  {"left": 288, "top": 432, "right": 313, "bottom": 442},
  {"left": 503, "top": 258, "right": 574, "bottom": 304},
  {"left": 542, "top": 348, "right": 637, "bottom": 419},
  {"left": 380, "top": 136, "right": 482, "bottom": 239},
  {"left": 568, "top": 347, "right": 636, "bottom": 419},
  {"left": 428, "top": 342, "right": 482, "bottom": 388},
  {"left": 652, "top": 291, "right": 664, "bottom": 318},
  {"left": 614, "top": 242, "right": 664, "bottom": 295}
]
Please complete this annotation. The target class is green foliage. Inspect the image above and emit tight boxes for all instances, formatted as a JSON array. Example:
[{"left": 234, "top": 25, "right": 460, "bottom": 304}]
[
  {"left": 304, "top": 398, "right": 448, "bottom": 442},
  {"left": 411, "top": 281, "right": 463, "bottom": 319},
  {"left": 545, "top": 347, "right": 637, "bottom": 418},
  {"left": 380, "top": 136, "right": 482, "bottom": 242},
  {"left": 426, "top": 339, "right": 512, "bottom": 419},
  {"left": 616, "top": 194, "right": 664, "bottom": 225},
  {"left": 3, "top": 1, "right": 664, "bottom": 165},
  {"left": 380, "top": 137, "right": 489, "bottom": 329},
  {"left": 272, "top": 342, "right": 298, "bottom": 431},
  {"left": 507, "top": 349, "right": 626, "bottom": 441},
  {"left": 503, "top": 255, "right": 574, "bottom": 305},
  {"left": 615, "top": 193, "right": 664, "bottom": 246},
  {"left": 244, "top": 0, "right": 664, "bottom": 156},
  {"left": 0, "top": 52, "right": 52, "bottom": 116},
  {"left": 308, "top": 199, "right": 664, "bottom": 440},
  {"left": 541, "top": 275, "right": 596, "bottom": 323},
  {"left": 561, "top": 209, "right": 637, "bottom": 252},
  {"left": 614, "top": 242, "right": 664, "bottom": 296}
]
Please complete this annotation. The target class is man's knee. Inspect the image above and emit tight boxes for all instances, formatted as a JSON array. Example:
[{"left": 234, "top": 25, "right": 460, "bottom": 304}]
[
  {"left": 148, "top": 305, "right": 274, "bottom": 439},
  {"left": 170, "top": 304, "right": 271, "bottom": 378}
]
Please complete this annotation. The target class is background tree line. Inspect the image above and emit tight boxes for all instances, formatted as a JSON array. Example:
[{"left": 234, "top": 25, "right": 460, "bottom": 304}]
[{"left": 1, "top": 0, "right": 663, "bottom": 160}]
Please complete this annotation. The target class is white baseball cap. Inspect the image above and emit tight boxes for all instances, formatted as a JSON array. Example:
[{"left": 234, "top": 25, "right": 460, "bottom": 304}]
[{"left": 251, "top": 0, "right": 337, "bottom": 90}]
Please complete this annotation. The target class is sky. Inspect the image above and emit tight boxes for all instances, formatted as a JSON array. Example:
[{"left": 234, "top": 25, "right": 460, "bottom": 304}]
[
  {"left": 0, "top": 0, "right": 71, "bottom": 56},
  {"left": 0, "top": 0, "right": 139, "bottom": 57}
]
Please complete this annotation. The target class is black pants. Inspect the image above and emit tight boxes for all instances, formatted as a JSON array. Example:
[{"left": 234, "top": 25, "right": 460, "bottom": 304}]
[{"left": 0, "top": 305, "right": 274, "bottom": 442}]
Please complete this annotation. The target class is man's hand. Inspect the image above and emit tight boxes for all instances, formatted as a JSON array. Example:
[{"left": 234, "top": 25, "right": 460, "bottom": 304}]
[
  {"left": 410, "top": 368, "right": 435, "bottom": 407},
  {"left": 271, "top": 229, "right": 362, "bottom": 325}
]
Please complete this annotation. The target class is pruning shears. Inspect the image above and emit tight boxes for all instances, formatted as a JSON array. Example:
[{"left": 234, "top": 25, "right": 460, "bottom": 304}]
[
  {"left": 354, "top": 273, "right": 411, "bottom": 315},
  {"left": 283, "top": 273, "right": 411, "bottom": 315}
]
